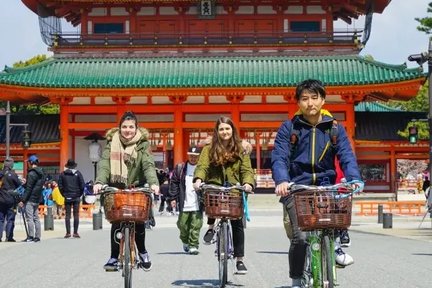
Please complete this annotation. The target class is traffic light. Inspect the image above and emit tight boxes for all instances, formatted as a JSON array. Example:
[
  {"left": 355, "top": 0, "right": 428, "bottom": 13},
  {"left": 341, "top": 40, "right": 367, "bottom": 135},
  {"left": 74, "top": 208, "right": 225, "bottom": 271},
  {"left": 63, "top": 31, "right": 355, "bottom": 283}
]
[
  {"left": 22, "top": 128, "right": 32, "bottom": 148},
  {"left": 408, "top": 126, "right": 418, "bottom": 144}
]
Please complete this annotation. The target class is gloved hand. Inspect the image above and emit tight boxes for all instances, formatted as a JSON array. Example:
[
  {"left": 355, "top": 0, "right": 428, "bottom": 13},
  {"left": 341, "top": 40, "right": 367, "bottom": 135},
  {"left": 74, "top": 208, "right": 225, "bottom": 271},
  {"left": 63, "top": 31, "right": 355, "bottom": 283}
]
[{"left": 243, "top": 183, "right": 253, "bottom": 193}]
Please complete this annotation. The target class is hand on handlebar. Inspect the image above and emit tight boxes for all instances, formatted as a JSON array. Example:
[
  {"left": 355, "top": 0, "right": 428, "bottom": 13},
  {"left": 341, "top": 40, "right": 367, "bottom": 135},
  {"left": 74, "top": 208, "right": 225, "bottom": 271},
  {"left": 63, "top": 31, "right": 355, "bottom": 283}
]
[
  {"left": 275, "top": 181, "right": 294, "bottom": 197},
  {"left": 151, "top": 184, "right": 160, "bottom": 195},
  {"left": 93, "top": 183, "right": 104, "bottom": 194},
  {"left": 243, "top": 183, "right": 253, "bottom": 193},
  {"left": 193, "top": 179, "right": 202, "bottom": 191}
]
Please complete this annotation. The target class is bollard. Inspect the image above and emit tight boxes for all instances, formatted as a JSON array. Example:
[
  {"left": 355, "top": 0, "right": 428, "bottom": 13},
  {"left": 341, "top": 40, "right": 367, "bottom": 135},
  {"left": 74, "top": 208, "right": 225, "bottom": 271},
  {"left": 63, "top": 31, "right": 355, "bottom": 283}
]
[
  {"left": 378, "top": 204, "right": 383, "bottom": 223},
  {"left": 44, "top": 206, "right": 54, "bottom": 231},
  {"left": 383, "top": 213, "right": 393, "bottom": 229},
  {"left": 93, "top": 211, "right": 103, "bottom": 230}
]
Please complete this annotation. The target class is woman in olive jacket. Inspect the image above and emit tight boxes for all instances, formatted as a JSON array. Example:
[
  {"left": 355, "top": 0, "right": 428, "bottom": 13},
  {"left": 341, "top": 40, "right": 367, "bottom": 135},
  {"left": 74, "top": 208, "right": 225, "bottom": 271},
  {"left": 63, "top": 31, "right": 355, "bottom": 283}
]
[
  {"left": 193, "top": 116, "right": 254, "bottom": 275},
  {"left": 93, "top": 111, "right": 160, "bottom": 272}
]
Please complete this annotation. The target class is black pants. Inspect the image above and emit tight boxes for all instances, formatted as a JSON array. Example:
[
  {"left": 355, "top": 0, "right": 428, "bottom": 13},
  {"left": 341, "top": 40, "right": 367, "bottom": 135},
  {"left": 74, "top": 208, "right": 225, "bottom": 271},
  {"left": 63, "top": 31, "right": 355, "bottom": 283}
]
[
  {"left": 284, "top": 196, "right": 307, "bottom": 279},
  {"left": 110, "top": 222, "right": 146, "bottom": 258},
  {"left": 65, "top": 200, "right": 80, "bottom": 234},
  {"left": 207, "top": 217, "right": 245, "bottom": 258}
]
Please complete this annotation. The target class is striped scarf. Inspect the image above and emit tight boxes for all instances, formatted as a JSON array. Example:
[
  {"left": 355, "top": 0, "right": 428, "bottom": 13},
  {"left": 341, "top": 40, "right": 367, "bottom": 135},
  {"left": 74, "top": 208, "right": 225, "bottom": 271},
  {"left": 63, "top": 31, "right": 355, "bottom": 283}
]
[{"left": 110, "top": 129, "right": 142, "bottom": 185}]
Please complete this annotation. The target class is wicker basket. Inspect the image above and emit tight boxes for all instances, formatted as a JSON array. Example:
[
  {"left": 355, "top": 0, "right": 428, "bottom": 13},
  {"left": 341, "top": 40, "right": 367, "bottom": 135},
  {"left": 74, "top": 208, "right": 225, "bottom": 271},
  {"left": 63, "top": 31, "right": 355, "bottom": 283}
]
[
  {"left": 204, "top": 190, "right": 243, "bottom": 219},
  {"left": 103, "top": 191, "right": 151, "bottom": 223},
  {"left": 294, "top": 191, "right": 352, "bottom": 231}
]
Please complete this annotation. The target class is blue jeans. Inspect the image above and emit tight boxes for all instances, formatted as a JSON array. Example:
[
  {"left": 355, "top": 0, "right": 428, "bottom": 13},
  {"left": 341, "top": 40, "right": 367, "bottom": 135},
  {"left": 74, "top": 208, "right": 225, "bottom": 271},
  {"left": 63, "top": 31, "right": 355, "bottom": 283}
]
[{"left": 0, "top": 205, "right": 16, "bottom": 240}]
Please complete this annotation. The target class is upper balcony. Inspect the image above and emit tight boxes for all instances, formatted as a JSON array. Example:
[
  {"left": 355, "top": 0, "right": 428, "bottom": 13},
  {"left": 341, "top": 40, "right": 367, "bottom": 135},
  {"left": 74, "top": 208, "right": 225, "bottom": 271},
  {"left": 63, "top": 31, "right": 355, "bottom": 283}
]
[{"left": 50, "top": 28, "right": 363, "bottom": 55}]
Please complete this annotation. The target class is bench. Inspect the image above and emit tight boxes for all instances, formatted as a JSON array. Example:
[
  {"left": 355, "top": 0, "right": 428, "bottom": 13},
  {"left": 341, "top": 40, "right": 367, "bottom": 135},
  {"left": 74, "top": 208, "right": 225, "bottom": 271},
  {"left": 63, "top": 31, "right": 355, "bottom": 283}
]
[
  {"left": 38, "top": 204, "right": 96, "bottom": 218},
  {"left": 356, "top": 201, "right": 426, "bottom": 216}
]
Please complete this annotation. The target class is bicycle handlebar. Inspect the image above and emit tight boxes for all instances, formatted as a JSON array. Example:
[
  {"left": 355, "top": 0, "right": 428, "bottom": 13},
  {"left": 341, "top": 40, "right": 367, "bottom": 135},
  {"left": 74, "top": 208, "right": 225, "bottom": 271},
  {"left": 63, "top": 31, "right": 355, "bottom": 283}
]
[
  {"left": 198, "top": 183, "right": 251, "bottom": 193},
  {"left": 289, "top": 179, "right": 364, "bottom": 198},
  {"left": 98, "top": 185, "right": 154, "bottom": 195}
]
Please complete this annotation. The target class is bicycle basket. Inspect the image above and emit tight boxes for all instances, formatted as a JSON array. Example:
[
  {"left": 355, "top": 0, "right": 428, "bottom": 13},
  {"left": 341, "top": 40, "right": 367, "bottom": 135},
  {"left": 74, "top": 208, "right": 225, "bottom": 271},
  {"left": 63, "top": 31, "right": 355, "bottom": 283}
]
[
  {"left": 204, "top": 189, "right": 243, "bottom": 219},
  {"left": 103, "top": 191, "right": 151, "bottom": 223},
  {"left": 293, "top": 191, "right": 352, "bottom": 230}
]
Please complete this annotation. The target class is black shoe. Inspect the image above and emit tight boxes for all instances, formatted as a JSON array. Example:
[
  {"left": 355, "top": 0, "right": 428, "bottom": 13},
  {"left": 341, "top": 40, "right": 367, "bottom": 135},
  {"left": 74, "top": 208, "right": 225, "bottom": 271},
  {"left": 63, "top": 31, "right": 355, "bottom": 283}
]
[
  {"left": 103, "top": 258, "right": 119, "bottom": 272},
  {"left": 148, "top": 216, "right": 156, "bottom": 227},
  {"left": 138, "top": 253, "right": 152, "bottom": 271},
  {"left": 340, "top": 230, "right": 351, "bottom": 247},
  {"left": 23, "top": 237, "right": 34, "bottom": 242},
  {"left": 236, "top": 261, "right": 248, "bottom": 275},
  {"left": 203, "top": 229, "right": 215, "bottom": 244},
  {"left": 33, "top": 237, "right": 41, "bottom": 242},
  {"left": 6, "top": 238, "right": 16, "bottom": 242}
]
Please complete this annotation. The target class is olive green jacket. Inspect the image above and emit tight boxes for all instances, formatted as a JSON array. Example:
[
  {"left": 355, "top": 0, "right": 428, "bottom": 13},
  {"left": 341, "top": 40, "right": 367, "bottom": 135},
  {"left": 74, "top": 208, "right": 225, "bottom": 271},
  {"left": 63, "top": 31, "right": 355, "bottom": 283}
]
[
  {"left": 193, "top": 145, "right": 255, "bottom": 188},
  {"left": 95, "top": 127, "right": 159, "bottom": 188}
]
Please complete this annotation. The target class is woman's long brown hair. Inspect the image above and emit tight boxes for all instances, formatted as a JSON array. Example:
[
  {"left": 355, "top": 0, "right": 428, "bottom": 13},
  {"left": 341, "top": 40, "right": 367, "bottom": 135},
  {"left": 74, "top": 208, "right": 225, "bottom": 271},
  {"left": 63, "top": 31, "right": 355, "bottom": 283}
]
[{"left": 209, "top": 116, "right": 242, "bottom": 166}]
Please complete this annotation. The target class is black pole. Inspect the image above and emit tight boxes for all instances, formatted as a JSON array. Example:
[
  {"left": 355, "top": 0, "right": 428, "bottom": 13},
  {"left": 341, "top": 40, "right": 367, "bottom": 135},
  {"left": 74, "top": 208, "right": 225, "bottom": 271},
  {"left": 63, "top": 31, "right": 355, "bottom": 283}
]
[
  {"left": 93, "top": 162, "right": 97, "bottom": 181},
  {"left": 428, "top": 38, "right": 432, "bottom": 189}
]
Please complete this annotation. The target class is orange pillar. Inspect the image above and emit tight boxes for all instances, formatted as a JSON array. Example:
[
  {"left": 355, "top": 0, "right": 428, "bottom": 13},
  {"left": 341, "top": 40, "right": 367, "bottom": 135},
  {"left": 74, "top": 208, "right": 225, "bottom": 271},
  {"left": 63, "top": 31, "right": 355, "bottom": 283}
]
[
  {"left": 60, "top": 104, "right": 70, "bottom": 169},
  {"left": 173, "top": 106, "right": 183, "bottom": 165}
]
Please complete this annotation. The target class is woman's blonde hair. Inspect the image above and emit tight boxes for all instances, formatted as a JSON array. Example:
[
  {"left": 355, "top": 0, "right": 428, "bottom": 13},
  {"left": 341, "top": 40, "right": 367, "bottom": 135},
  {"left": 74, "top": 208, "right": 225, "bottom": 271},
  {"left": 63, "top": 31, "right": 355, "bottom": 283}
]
[{"left": 209, "top": 116, "right": 242, "bottom": 166}]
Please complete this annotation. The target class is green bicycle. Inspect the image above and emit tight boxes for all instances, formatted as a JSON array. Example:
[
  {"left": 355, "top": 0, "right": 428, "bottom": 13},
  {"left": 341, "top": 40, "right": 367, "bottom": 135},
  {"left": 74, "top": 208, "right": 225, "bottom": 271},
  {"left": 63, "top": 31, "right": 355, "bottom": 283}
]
[{"left": 291, "top": 180, "right": 363, "bottom": 288}]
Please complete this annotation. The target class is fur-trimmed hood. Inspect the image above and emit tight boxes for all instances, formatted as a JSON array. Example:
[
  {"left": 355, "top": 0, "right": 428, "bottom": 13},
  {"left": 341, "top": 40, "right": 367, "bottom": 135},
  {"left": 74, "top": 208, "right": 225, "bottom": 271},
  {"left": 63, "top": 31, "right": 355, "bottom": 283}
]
[{"left": 104, "top": 127, "right": 149, "bottom": 142}]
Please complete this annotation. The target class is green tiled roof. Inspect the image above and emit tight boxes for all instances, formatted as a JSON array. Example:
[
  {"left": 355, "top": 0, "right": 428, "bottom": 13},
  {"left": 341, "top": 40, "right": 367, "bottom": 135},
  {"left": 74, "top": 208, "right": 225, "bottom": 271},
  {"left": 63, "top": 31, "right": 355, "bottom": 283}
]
[
  {"left": 0, "top": 55, "right": 423, "bottom": 88},
  {"left": 355, "top": 102, "right": 402, "bottom": 112}
]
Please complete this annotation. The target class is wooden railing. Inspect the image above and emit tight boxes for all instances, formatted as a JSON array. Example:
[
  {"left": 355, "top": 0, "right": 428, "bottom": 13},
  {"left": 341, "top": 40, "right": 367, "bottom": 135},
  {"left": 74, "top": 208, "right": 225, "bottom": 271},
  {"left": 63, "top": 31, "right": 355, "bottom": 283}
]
[
  {"left": 38, "top": 204, "right": 96, "bottom": 218},
  {"left": 51, "top": 29, "right": 362, "bottom": 48},
  {"left": 356, "top": 201, "right": 426, "bottom": 216}
]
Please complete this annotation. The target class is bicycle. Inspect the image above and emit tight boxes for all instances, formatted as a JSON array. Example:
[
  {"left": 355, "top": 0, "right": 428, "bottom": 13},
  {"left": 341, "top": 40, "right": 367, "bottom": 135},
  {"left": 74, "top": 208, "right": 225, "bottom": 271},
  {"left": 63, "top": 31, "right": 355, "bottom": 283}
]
[
  {"left": 199, "top": 183, "right": 251, "bottom": 288},
  {"left": 289, "top": 180, "right": 363, "bottom": 288},
  {"left": 100, "top": 186, "right": 153, "bottom": 288}
]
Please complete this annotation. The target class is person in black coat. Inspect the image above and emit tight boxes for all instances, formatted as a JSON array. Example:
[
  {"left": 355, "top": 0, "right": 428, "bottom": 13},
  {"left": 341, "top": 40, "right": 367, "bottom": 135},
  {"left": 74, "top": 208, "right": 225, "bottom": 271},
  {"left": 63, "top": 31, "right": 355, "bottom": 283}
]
[
  {"left": 58, "top": 159, "right": 85, "bottom": 238},
  {"left": 0, "top": 158, "right": 22, "bottom": 242},
  {"left": 19, "top": 155, "right": 45, "bottom": 242}
]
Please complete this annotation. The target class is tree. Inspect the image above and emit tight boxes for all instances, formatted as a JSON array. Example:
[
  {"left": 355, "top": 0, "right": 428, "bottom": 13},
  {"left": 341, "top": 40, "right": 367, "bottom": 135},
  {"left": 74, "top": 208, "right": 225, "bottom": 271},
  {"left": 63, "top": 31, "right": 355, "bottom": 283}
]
[
  {"left": 0, "top": 54, "right": 59, "bottom": 115},
  {"left": 416, "top": 2, "right": 432, "bottom": 34}
]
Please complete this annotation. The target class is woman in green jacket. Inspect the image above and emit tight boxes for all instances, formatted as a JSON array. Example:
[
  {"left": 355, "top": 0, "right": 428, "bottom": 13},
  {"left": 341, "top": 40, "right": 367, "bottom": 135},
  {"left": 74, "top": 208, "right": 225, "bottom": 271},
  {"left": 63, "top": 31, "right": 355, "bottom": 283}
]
[
  {"left": 93, "top": 111, "right": 160, "bottom": 272},
  {"left": 193, "top": 116, "right": 254, "bottom": 275}
]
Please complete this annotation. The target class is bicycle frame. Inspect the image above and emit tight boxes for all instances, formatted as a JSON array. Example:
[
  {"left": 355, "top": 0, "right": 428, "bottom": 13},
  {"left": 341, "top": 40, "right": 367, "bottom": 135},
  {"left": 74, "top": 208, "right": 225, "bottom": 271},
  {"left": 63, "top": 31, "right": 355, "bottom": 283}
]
[
  {"left": 99, "top": 186, "right": 153, "bottom": 288},
  {"left": 117, "top": 222, "right": 138, "bottom": 288},
  {"left": 199, "top": 183, "right": 249, "bottom": 288},
  {"left": 291, "top": 180, "right": 363, "bottom": 288},
  {"left": 302, "top": 229, "right": 336, "bottom": 288}
]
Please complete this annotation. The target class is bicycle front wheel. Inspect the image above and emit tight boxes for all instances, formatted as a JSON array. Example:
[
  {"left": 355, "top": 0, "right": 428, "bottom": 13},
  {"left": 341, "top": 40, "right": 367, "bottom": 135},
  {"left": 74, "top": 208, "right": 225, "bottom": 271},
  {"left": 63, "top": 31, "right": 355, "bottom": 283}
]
[
  {"left": 218, "top": 221, "right": 228, "bottom": 288},
  {"left": 123, "top": 227, "right": 132, "bottom": 288},
  {"left": 321, "top": 235, "right": 334, "bottom": 288}
]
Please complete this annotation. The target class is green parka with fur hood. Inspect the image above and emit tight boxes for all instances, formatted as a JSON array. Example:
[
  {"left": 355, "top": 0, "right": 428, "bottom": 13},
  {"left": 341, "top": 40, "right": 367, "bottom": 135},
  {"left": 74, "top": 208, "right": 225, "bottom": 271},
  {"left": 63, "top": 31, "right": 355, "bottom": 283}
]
[
  {"left": 95, "top": 127, "right": 159, "bottom": 188},
  {"left": 193, "top": 145, "right": 255, "bottom": 189}
]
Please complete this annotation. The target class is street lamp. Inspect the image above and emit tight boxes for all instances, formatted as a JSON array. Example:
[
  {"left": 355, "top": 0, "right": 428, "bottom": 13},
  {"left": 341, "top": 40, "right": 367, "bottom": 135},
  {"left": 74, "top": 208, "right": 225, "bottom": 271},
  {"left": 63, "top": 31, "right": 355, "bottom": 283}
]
[
  {"left": 2, "top": 101, "right": 32, "bottom": 158},
  {"left": 84, "top": 132, "right": 105, "bottom": 181},
  {"left": 408, "top": 37, "right": 432, "bottom": 187}
]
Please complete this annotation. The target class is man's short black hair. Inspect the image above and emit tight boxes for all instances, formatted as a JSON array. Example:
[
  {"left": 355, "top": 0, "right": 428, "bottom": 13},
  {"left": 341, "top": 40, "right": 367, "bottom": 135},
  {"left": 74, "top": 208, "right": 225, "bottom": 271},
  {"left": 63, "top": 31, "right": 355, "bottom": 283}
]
[{"left": 295, "top": 79, "right": 326, "bottom": 101}]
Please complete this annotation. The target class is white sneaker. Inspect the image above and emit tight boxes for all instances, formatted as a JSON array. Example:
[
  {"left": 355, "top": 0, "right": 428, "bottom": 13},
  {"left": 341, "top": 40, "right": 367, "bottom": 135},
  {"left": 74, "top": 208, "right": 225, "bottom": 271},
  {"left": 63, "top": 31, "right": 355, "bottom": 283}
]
[
  {"left": 335, "top": 248, "right": 354, "bottom": 266},
  {"left": 189, "top": 247, "right": 199, "bottom": 255}
]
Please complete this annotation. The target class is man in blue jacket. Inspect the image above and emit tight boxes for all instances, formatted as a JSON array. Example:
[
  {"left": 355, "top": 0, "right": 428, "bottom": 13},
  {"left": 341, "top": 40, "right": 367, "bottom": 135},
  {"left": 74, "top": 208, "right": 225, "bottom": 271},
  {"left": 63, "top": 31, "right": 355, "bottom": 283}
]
[{"left": 271, "top": 79, "right": 363, "bottom": 288}]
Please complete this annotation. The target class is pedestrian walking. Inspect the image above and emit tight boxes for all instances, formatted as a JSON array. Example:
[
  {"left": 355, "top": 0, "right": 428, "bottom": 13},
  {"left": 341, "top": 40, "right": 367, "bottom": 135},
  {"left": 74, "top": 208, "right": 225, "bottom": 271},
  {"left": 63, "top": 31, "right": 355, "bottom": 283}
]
[
  {"left": 169, "top": 145, "right": 203, "bottom": 255},
  {"left": 58, "top": 159, "right": 85, "bottom": 238},
  {"left": 19, "top": 155, "right": 45, "bottom": 242},
  {"left": 0, "top": 157, "right": 22, "bottom": 242}
]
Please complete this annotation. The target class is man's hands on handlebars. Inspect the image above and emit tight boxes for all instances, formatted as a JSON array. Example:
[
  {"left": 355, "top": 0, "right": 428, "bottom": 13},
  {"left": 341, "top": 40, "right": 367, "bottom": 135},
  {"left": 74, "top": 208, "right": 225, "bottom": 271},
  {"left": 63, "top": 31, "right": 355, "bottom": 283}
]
[
  {"left": 275, "top": 181, "right": 294, "bottom": 197},
  {"left": 193, "top": 179, "right": 253, "bottom": 193}
]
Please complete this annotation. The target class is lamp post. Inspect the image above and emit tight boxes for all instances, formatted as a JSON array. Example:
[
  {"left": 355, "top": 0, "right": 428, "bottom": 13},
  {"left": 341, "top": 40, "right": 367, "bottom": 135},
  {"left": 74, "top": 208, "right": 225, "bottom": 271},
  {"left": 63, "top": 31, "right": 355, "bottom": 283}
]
[
  {"left": 3, "top": 101, "right": 32, "bottom": 159},
  {"left": 84, "top": 132, "right": 105, "bottom": 181},
  {"left": 408, "top": 37, "right": 432, "bottom": 186}
]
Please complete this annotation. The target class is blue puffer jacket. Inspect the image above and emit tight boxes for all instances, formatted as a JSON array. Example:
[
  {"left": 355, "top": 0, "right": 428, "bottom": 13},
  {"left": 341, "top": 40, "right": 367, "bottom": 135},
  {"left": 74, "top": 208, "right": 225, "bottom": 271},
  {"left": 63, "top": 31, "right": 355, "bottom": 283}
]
[{"left": 271, "top": 111, "right": 361, "bottom": 188}]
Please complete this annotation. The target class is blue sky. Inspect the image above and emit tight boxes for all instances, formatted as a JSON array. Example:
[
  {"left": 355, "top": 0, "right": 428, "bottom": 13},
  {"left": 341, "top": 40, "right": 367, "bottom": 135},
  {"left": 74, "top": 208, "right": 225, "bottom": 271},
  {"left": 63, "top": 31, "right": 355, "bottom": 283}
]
[{"left": 0, "top": 0, "right": 430, "bottom": 69}]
